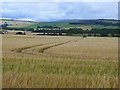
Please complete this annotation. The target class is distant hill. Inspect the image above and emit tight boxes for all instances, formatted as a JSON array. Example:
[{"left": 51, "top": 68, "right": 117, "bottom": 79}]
[
  {"left": 1, "top": 18, "right": 119, "bottom": 37},
  {"left": 0, "top": 19, "right": 119, "bottom": 31},
  {"left": 27, "top": 19, "right": 119, "bottom": 30}
]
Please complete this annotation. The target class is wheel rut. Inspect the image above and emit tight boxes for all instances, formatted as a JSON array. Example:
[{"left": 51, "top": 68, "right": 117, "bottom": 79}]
[
  {"left": 12, "top": 39, "right": 80, "bottom": 55},
  {"left": 39, "top": 39, "right": 79, "bottom": 53},
  {"left": 12, "top": 42, "right": 57, "bottom": 53}
]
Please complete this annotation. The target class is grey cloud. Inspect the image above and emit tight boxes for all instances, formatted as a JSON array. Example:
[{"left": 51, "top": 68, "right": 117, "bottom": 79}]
[{"left": 1, "top": 2, "right": 118, "bottom": 21}]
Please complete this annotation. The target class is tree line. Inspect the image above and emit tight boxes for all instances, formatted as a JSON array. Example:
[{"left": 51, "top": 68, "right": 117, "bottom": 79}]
[
  {"left": 32, "top": 28, "right": 120, "bottom": 37},
  {"left": 69, "top": 20, "right": 120, "bottom": 26},
  {"left": 3, "top": 26, "right": 120, "bottom": 37}
]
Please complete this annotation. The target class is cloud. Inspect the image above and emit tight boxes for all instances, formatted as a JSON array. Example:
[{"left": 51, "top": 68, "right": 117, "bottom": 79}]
[{"left": 1, "top": 2, "right": 118, "bottom": 21}]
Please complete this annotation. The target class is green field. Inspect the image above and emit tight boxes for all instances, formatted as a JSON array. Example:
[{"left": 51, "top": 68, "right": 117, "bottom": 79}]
[
  {"left": 25, "top": 21, "right": 118, "bottom": 30},
  {"left": 1, "top": 19, "right": 119, "bottom": 30}
]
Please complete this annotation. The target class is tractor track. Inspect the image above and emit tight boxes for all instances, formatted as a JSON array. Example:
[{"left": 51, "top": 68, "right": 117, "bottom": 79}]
[
  {"left": 12, "top": 39, "right": 80, "bottom": 55},
  {"left": 39, "top": 39, "right": 79, "bottom": 53},
  {"left": 12, "top": 42, "right": 57, "bottom": 53}
]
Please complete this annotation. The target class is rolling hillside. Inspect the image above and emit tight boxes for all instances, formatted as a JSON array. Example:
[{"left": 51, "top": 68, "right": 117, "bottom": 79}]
[
  {"left": 1, "top": 19, "right": 119, "bottom": 30},
  {"left": 0, "top": 19, "right": 37, "bottom": 29},
  {"left": 26, "top": 19, "right": 119, "bottom": 30}
]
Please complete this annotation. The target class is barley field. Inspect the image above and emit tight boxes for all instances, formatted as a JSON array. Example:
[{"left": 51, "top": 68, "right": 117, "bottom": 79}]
[{"left": 2, "top": 35, "right": 118, "bottom": 88}]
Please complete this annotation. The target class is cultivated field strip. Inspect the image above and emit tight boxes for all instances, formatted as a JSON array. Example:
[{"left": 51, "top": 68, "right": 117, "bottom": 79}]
[{"left": 2, "top": 35, "right": 118, "bottom": 88}]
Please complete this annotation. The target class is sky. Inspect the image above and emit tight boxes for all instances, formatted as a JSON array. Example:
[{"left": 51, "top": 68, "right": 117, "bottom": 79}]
[
  {"left": 1, "top": 0, "right": 120, "bottom": 2},
  {"left": 1, "top": 1, "right": 119, "bottom": 22}
]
